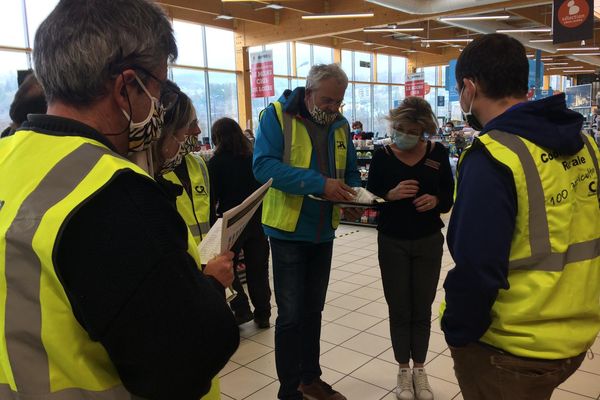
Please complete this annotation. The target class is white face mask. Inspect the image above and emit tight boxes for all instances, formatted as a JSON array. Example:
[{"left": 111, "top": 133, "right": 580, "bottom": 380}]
[{"left": 122, "top": 74, "right": 165, "bottom": 153}]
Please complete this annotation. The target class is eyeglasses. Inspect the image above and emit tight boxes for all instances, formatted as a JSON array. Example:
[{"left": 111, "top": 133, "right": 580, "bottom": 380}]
[{"left": 131, "top": 66, "right": 181, "bottom": 111}]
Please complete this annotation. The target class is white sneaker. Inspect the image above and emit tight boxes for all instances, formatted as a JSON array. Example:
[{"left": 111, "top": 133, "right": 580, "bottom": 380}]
[
  {"left": 412, "top": 368, "right": 434, "bottom": 400},
  {"left": 396, "top": 368, "right": 414, "bottom": 400}
]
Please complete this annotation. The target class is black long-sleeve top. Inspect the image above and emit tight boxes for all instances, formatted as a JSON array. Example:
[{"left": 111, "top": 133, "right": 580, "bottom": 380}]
[
  {"left": 24, "top": 115, "right": 239, "bottom": 400},
  {"left": 367, "top": 141, "right": 455, "bottom": 240}
]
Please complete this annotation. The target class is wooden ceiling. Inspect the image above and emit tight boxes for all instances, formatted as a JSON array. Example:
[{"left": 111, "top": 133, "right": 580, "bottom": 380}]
[{"left": 157, "top": 0, "right": 600, "bottom": 74}]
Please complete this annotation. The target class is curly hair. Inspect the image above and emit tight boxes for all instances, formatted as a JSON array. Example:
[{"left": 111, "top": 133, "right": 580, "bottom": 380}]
[{"left": 387, "top": 97, "right": 438, "bottom": 135}]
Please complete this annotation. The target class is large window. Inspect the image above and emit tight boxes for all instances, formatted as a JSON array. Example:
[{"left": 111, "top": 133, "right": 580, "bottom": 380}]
[
  {"left": 342, "top": 83, "right": 354, "bottom": 122},
  {"left": 1, "top": 1, "right": 27, "bottom": 48},
  {"left": 266, "top": 42, "right": 289, "bottom": 76},
  {"left": 354, "top": 84, "right": 371, "bottom": 131},
  {"left": 313, "top": 45, "right": 333, "bottom": 66},
  {"left": 377, "top": 54, "right": 390, "bottom": 83},
  {"left": 296, "top": 43, "right": 311, "bottom": 77},
  {"left": 173, "top": 20, "right": 205, "bottom": 67},
  {"left": 373, "top": 84, "right": 390, "bottom": 135},
  {"left": 391, "top": 56, "right": 407, "bottom": 84},
  {"left": 208, "top": 72, "right": 238, "bottom": 123},
  {"left": 0, "top": 52, "right": 29, "bottom": 129},
  {"left": 354, "top": 52, "right": 372, "bottom": 82},
  {"left": 205, "top": 27, "right": 235, "bottom": 70},
  {"left": 25, "top": 0, "right": 59, "bottom": 47},
  {"left": 171, "top": 68, "right": 209, "bottom": 137}
]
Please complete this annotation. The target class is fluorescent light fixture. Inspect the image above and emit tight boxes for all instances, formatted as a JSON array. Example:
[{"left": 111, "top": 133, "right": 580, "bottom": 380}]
[
  {"left": 215, "top": 14, "right": 234, "bottom": 20},
  {"left": 404, "top": 49, "right": 417, "bottom": 53},
  {"left": 557, "top": 47, "right": 600, "bottom": 51},
  {"left": 571, "top": 52, "right": 600, "bottom": 55},
  {"left": 302, "top": 12, "right": 374, "bottom": 20},
  {"left": 549, "top": 66, "right": 584, "bottom": 70},
  {"left": 563, "top": 69, "right": 595, "bottom": 73},
  {"left": 421, "top": 38, "right": 473, "bottom": 43},
  {"left": 265, "top": 4, "right": 285, "bottom": 9},
  {"left": 364, "top": 41, "right": 375, "bottom": 46},
  {"left": 529, "top": 39, "right": 553, "bottom": 43},
  {"left": 544, "top": 62, "right": 568, "bottom": 65},
  {"left": 407, "top": 35, "right": 422, "bottom": 39},
  {"left": 364, "top": 27, "right": 424, "bottom": 32},
  {"left": 440, "top": 15, "right": 510, "bottom": 21},
  {"left": 541, "top": 58, "right": 553, "bottom": 61},
  {"left": 497, "top": 28, "right": 551, "bottom": 33},
  {"left": 527, "top": 54, "right": 535, "bottom": 58}
]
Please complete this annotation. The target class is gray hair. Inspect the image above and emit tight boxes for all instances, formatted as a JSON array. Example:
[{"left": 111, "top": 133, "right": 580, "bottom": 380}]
[
  {"left": 306, "top": 64, "right": 348, "bottom": 92},
  {"left": 33, "top": 0, "right": 177, "bottom": 105}
]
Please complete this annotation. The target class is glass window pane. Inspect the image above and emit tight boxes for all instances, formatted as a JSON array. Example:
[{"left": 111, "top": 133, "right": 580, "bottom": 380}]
[
  {"left": 25, "top": 0, "right": 59, "bottom": 48},
  {"left": 437, "top": 88, "right": 450, "bottom": 120},
  {"left": 0, "top": 51, "right": 32, "bottom": 129},
  {"left": 373, "top": 85, "right": 389, "bottom": 136},
  {"left": 208, "top": 71, "right": 238, "bottom": 125},
  {"left": 341, "top": 83, "right": 354, "bottom": 123},
  {"left": 313, "top": 45, "right": 332, "bottom": 65},
  {"left": 296, "top": 43, "right": 311, "bottom": 77},
  {"left": 354, "top": 52, "right": 371, "bottom": 82},
  {"left": 265, "top": 42, "right": 289, "bottom": 76},
  {"left": 391, "top": 56, "right": 406, "bottom": 84},
  {"left": 341, "top": 50, "right": 353, "bottom": 80},
  {"left": 376, "top": 54, "right": 389, "bottom": 83},
  {"left": 391, "top": 85, "right": 404, "bottom": 109},
  {"left": 354, "top": 84, "right": 371, "bottom": 131},
  {"left": 252, "top": 97, "right": 266, "bottom": 133},
  {"left": 172, "top": 68, "right": 209, "bottom": 140},
  {"left": 423, "top": 66, "right": 437, "bottom": 85},
  {"left": 205, "top": 26, "right": 235, "bottom": 70},
  {"left": 292, "top": 78, "right": 306, "bottom": 88},
  {"left": 424, "top": 89, "right": 438, "bottom": 131},
  {"left": 173, "top": 20, "right": 205, "bottom": 67},
  {"left": 267, "top": 77, "right": 290, "bottom": 104},
  {"left": 1, "top": 0, "right": 26, "bottom": 47}
]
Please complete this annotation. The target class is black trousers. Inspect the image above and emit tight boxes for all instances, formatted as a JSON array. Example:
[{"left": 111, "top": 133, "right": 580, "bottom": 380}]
[
  {"left": 378, "top": 231, "right": 444, "bottom": 364},
  {"left": 230, "top": 220, "right": 272, "bottom": 319}
]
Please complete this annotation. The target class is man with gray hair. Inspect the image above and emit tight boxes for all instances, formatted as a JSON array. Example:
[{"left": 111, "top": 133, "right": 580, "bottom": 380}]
[
  {"left": 254, "top": 64, "right": 361, "bottom": 400},
  {"left": 0, "top": 1, "right": 238, "bottom": 399}
]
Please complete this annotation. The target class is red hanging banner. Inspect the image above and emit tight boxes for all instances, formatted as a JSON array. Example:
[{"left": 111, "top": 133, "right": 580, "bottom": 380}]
[{"left": 250, "top": 50, "right": 275, "bottom": 99}]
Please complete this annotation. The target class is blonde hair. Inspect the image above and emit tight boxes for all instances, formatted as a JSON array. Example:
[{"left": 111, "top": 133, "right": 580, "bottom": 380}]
[{"left": 387, "top": 97, "right": 438, "bottom": 135}]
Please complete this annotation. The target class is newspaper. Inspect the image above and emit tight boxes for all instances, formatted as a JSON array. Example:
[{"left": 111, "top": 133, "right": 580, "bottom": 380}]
[{"left": 199, "top": 178, "right": 273, "bottom": 260}]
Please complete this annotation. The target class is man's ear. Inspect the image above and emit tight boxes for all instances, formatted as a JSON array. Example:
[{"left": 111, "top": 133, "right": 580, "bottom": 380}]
[{"left": 112, "top": 69, "right": 138, "bottom": 112}]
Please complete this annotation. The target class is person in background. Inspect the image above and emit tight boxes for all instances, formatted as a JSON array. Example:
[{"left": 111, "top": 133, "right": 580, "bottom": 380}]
[
  {"left": 244, "top": 128, "right": 255, "bottom": 146},
  {"left": 0, "top": 1, "right": 239, "bottom": 399},
  {"left": 352, "top": 120, "right": 364, "bottom": 139},
  {"left": 442, "top": 33, "right": 600, "bottom": 400},
  {"left": 210, "top": 117, "right": 272, "bottom": 329},
  {"left": 155, "top": 80, "right": 213, "bottom": 245},
  {"left": 1, "top": 73, "right": 47, "bottom": 138},
  {"left": 443, "top": 121, "right": 454, "bottom": 136},
  {"left": 367, "top": 97, "right": 454, "bottom": 400},
  {"left": 254, "top": 63, "right": 361, "bottom": 400}
]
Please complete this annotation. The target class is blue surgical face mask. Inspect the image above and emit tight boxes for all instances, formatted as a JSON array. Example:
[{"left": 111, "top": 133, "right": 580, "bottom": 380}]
[{"left": 391, "top": 129, "right": 420, "bottom": 150}]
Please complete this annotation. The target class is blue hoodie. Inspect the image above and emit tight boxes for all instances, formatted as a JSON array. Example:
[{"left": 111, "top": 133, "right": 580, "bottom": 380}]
[
  {"left": 252, "top": 87, "right": 361, "bottom": 243},
  {"left": 442, "top": 94, "right": 585, "bottom": 347}
]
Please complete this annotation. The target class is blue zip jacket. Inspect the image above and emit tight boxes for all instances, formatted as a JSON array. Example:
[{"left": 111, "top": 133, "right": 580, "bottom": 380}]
[
  {"left": 442, "top": 94, "right": 585, "bottom": 347},
  {"left": 253, "top": 87, "right": 361, "bottom": 243}
]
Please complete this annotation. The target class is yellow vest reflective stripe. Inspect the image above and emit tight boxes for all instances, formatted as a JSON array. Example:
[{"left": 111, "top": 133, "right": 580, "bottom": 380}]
[
  {"left": 262, "top": 101, "right": 348, "bottom": 232},
  {"left": 0, "top": 131, "right": 202, "bottom": 398},
  {"left": 475, "top": 130, "right": 600, "bottom": 359},
  {"left": 163, "top": 153, "right": 211, "bottom": 245}
]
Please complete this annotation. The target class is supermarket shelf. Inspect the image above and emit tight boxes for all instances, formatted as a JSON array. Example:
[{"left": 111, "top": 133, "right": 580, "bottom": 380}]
[{"left": 340, "top": 220, "right": 378, "bottom": 228}]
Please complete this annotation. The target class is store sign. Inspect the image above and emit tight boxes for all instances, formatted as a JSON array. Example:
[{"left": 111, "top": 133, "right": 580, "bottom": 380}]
[
  {"left": 359, "top": 61, "right": 371, "bottom": 68},
  {"left": 437, "top": 96, "right": 445, "bottom": 107},
  {"left": 445, "top": 60, "right": 459, "bottom": 102},
  {"left": 405, "top": 72, "right": 425, "bottom": 97},
  {"left": 553, "top": 0, "right": 593, "bottom": 44},
  {"left": 250, "top": 50, "right": 274, "bottom": 99}
]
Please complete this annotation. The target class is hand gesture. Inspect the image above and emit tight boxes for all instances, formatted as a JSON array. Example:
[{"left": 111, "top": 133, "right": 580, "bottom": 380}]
[
  {"left": 323, "top": 178, "right": 356, "bottom": 202},
  {"left": 203, "top": 251, "right": 235, "bottom": 287},
  {"left": 386, "top": 180, "right": 419, "bottom": 201}
]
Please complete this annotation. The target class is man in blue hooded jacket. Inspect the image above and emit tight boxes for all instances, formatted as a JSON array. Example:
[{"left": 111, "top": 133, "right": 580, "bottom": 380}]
[
  {"left": 253, "top": 63, "right": 361, "bottom": 400},
  {"left": 442, "top": 33, "right": 600, "bottom": 400}
]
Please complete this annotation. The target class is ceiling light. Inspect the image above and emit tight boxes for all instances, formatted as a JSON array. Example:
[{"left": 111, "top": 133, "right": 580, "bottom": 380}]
[
  {"left": 421, "top": 38, "right": 473, "bottom": 43},
  {"left": 215, "top": 14, "right": 234, "bottom": 20},
  {"left": 529, "top": 39, "right": 553, "bottom": 43},
  {"left": 571, "top": 52, "right": 600, "bottom": 56},
  {"left": 563, "top": 69, "right": 595, "bottom": 73},
  {"left": 405, "top": 49, "right": 417, "bottom": 53},
  {"left": 364, "top": 41, "right": 375, "bottom": 46},
  {"left": 407, "top": 35, "right": 422, "bottom": 39},
  {"left": 364, "top": 27, "right": 424, "bottom": 32},
  {"left": 496, "top": 28, "right": 552, "bottom": 33},
  {"left": 548, "top": 66, "right": 584, "bottom": 70},
  {"left": 440, "top": 15, "right": 510, "bottom": 21},
  {"left": 265, "top": 4, "right": 285, "bottom": 10},
  {"left": 544, "top": 62, "right": 569, "bottom": 65},
  {"left": 557, "top": 47, "right": 600, "bottom": 51},
  {"left": 302, "top": 12, "right": 374, "bottom": 20},
  {"left": 541, "top": 58, "right": 553, "bottom": 61}
]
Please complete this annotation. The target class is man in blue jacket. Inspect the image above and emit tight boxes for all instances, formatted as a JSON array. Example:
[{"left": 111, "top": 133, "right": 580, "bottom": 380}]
[
  {"left": 254, "top": 63, "right": 361, "bottom": 400},
  {"left": 442, "top": 34, "right": 600, "bottom": 399}
]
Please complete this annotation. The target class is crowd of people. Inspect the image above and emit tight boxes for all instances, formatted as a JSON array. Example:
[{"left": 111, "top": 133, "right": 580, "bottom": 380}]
[{"left": 0, "top": 1, "right": 599, "bottom": 400}]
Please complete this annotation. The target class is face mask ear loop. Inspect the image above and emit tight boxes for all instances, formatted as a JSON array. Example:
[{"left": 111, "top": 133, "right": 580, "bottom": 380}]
[{"left": 105, "top": 71, "right": 133, "bottom": 137}]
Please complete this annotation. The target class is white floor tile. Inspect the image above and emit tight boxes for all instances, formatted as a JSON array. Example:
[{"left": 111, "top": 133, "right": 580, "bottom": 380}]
[
  {"left": 322, "top": 303, "right": 351, "bottom": 322},
  {"left": 320, "top": 340, "right": 336, "bottom": 355},
  {"left": 330, "top": 269, "right": 355, "bottom": 281},
  {"left": 320, "top": 346, "right": 374, "bottom": 374},
  {"left": 230, "top": 339, "right": 272, "bottom": 365},
  {"left": 327, "top": 294, "right": 372, "bottom": 311},
  {"left": 559, "top": 369, "right": 600, "bottom": 398},
  {"left": 366, "top": 319, "right": 391, "bottom": 338},
  {"left": 425, "top": 354, "right": 458, "bottom": 384},
  {"left": 329, "top": 280, "right": 362, "bottom": 294},
  {"left": 333, "top": 376, "right": 390, "bottom": 400},
  {"left": 351, "top": 286, "right": 385, "bottom": 301},
  {"left": 321, "top": 366, "right": 346, "bottom": 385},
  {"left": 342, "top": 273, "right": 379, "bottom": 286},
  {"left": 351, "top": 357, "right": 398, "bottom": 390},
  {"left": 337, "top": 263, "right": 371, "bottom": 273},
  {"left": 321, "top": 323, "right": 361, "bottom": 345},
  {"left": 246, "top": 351, "right": 277, "bottom": 379},
  {"left": 360, "top": 267, "right": 382, "bottom": 278},
  {"left": 352, "top": 257, "right": 380, "bottom": 267},
  {"left": 335, "top": 253, "right": 365, "bottom": 262},
  {"left": 219, "top": 367, "right": 274, "bottom": 400},
  {"left": 551, "top": 389, "right": 595, "bottom": 399},
  {"left": 246, "top": 328, "right": 274, "bottom": 348},
  {"left": 341, "top": 331, "right": 392, "bottom": 357},
  {"left": 244, "top": 381, "right": 279, "bottom": 400},
  {"left": 427, "top": 375, "right": 462, "bottom": 400},
  {"left": 334, "top": 312, "right": 382, "bottom": 331},
  {"left": 219, "top": 360, "right": 241, "bottom": 378},
  {"left": 357, "top": 301, "right": 390, "bottom": 319}
]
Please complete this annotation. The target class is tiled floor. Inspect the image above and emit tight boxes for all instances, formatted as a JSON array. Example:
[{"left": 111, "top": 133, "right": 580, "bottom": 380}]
[{"left": 220, "top": 222, "right": 600, "bottom": 400}]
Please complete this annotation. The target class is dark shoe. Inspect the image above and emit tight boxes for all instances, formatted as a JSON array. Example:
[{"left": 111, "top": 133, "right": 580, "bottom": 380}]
[
  {"left": 234, "top": 310, "right": 253, "bottom": 325},
  {"left": 253, "top": 315, "right": 270, "bottom": 329},
  {"left": 299, "top": 378, "right": 346, "bottom": 400}
]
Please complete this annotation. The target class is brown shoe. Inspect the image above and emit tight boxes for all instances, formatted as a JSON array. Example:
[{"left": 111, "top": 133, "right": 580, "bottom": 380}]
[{"left": 298, "top": 378, "right": 346, "bottom": 400}]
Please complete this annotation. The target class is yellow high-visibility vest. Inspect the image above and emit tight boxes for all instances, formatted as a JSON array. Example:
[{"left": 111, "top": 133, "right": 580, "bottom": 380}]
[
  {"left": 261, "top": 101, "right": 348, "bottom": 232},
  {"left": 163, "top": 153, "right": 211, "bottom": 245},
  {"left": 0, "top": 129, "right": 216, "bottom": 398},
  {"left": 453, "top": 130, "right": 600, "bottom": 359}
]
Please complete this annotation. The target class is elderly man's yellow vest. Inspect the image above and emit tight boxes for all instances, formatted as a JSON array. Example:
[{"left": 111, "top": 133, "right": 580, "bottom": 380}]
[
  {"left": 261, "top": 101, "right": 348, "bottom": 232},
  {"left": 0, "top": 130, "right": 221, "bottom": 399},
  {"left": 452, "top": 130, "right": 600, "bottom": 359},
  {"left": 163, "top": 153, "right": 211, "bottom": 245}
]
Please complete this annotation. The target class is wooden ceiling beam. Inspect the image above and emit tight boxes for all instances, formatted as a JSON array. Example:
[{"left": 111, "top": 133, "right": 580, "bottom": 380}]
[
  {"left": 157, "top": 0, "right": 276, "bottom": 25},
  {"left": 161, "top": 5, "right": 234, "bottom": 30}
]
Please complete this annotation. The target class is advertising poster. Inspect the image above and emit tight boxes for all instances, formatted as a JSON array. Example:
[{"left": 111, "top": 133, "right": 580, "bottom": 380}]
[
  {"left": 405, "top": 72, "right": 425, "bottom": 97},
  {"left": 250, "top": 50, "right": 274, "bottom": 98},
  {"left": 553, "top": 0, "right": 593, "bottom": 44}
]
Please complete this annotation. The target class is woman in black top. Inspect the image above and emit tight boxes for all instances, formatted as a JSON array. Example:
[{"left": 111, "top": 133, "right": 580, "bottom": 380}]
[
  {"left": 209, "top": 117, "right": 272, "bottom": 328},
  {"left": 367, "top": 97, "right": 454, "bottom": 400}
]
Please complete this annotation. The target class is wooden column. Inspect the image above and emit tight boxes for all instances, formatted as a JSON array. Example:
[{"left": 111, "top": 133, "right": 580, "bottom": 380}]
[{"left": 235, "top": 30, "right": 252, "bottom": 130}]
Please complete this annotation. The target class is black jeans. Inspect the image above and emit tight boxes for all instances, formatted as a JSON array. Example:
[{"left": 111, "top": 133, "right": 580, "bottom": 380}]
[
  {"left": 270, "top": 238, "right": 333, "bottom": 400},
  {"left": 378, "top": 231, "right": 444, "bottom": 364},
  {"left": 230, "top": 221, "right": 272, "bottom": 319}
]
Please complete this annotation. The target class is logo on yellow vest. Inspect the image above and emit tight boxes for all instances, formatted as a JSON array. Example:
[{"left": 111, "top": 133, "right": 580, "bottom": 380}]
[
  {"left": 0, "top": 200, "right": 3, "bottom": 211},
  {"left": 337, "top": 141, "right": 346, "bottom": 150},
  {"left": 195, "top": 185, "right": 207, "bottom": 195}
]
